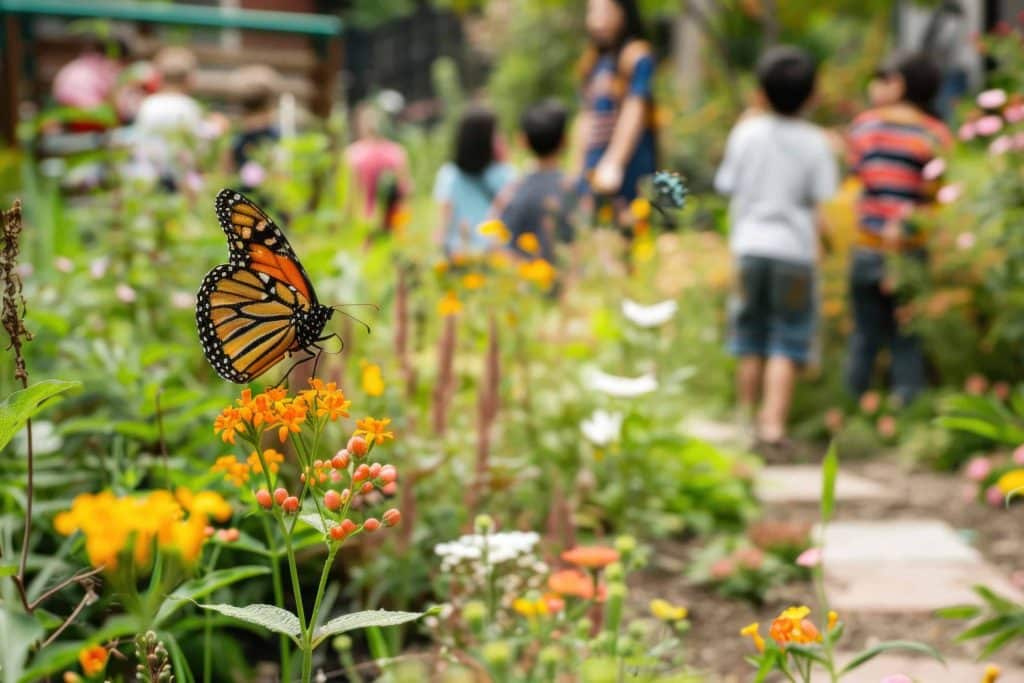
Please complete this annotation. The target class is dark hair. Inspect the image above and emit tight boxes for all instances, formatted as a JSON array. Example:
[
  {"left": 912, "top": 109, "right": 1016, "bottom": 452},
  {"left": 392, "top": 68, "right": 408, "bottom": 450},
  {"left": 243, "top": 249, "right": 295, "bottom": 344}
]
[
  {"left": 454, "top": 105, "right": 497, "bottom": 175},
  {"left": 520, "top": 99, "right": 568, "bottom": 157},
  {"left": 893, "top": 52, "right": 942, "bottom": 112},
  {"left": 607, "top": 0, "right": 646, "bottom": 49},
  {"left": 756, "top": 45, "right": 817, "bottom": 116}
]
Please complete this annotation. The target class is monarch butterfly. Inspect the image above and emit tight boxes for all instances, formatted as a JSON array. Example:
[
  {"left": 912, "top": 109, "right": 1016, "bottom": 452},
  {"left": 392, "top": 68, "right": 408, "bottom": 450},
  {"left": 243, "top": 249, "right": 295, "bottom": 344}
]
[{"left": 196, "top": 189, "right": 333, "bottom": 383}]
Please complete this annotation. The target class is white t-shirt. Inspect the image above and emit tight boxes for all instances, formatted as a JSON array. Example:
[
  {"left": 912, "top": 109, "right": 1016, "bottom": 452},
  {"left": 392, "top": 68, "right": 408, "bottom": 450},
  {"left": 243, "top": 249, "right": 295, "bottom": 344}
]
[
  {"left": 714, "top": 114, "right": 838, "bottom": 264},
  {"left": 132, "top": 93, "right": 204, "bottom": 179}
]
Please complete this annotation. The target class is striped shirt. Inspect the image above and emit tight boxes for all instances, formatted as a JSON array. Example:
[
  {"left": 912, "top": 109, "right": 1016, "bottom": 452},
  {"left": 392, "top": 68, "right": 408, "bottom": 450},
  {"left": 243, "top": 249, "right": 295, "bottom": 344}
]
[{"left": 848, "top": 107, "right": 952, "bottom": 249}]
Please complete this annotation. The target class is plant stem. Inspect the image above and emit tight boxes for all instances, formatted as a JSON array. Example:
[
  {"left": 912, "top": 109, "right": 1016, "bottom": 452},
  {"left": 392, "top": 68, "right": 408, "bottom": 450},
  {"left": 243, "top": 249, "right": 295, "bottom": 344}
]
[
  {"left": 262, "top": 515, "right": 291, "bottom": 679},
  {"left": 308, "top": 544, "right": 339, "bottom": 641}
]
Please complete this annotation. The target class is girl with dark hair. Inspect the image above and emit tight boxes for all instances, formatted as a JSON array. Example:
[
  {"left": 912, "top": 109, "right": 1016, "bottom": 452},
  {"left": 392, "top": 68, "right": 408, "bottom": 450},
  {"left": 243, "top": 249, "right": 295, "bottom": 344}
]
[
  {"left": 574, "top": 0, "right": 657, "bottom": 206},
  {"left": 433, "top": 105, "right": 515, "bottom": 256}
]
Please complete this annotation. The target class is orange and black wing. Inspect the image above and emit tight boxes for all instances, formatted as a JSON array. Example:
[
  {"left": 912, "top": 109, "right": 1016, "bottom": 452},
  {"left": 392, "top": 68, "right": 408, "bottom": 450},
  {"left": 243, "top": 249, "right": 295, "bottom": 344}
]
[
  {"left": 214, "top": 189, "right": 319, "bottom": 305},
  {"left": 196, "top": 264, "right": 312, "bottom": 383}
]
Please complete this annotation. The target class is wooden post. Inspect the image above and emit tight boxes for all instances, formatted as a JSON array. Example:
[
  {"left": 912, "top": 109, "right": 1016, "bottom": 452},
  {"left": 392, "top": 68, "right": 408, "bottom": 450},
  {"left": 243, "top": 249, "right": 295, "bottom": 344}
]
[
  {"left": 1, "top": 14, "right": 23, "bottom": 146},
  {"left": 312, "top": 34, "right": 342, "bottom": 119}
]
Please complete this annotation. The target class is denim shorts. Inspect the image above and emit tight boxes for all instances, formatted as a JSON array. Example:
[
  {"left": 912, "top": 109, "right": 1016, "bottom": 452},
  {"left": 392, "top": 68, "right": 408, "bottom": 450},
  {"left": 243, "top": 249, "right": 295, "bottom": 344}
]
[{"left": 728, "top": 255, "right": 816, "bottom": 363}]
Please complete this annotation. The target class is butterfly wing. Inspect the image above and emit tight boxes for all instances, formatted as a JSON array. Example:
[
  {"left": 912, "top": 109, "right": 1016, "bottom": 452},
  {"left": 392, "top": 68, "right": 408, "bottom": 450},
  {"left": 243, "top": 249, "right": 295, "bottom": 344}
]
[
  {"left": 214, "top": 189, "right": 320, "bottom": 305},
  {"left": 196, "top": 264, "right": 312, "bottom": 383}
]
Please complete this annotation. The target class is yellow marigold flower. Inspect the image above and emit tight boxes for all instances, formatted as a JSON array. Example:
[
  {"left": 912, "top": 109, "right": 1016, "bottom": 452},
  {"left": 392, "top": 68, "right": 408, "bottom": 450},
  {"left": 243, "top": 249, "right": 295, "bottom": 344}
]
[
  {"left": 354, "top": 417, "right": 395, "bottom": 445},
  {"left": 212, "top": 455, "right": 250, "bottom": 486},
  {"left": 827, "top": 610, "right": 838, "bottom": 631},
  {"left": 740, "top": 622, "right": 765, "bottom": 653},
  {"left": 983, "top": 664, "right": 1001, "bottom": 683},
  {"left": 633, "top": 237, "right": 655, "bottom": 264},
  {"left": 171, "top": 514, "right": 208, "bottom": 565},
  {"left": 518, "top": 258, "right": 556, "bottom": 289},
  {"left": 478, "top": 219, "right": 510, "bottom": 243},
  {"left": 361, "top": 361, "right": 386, "bottom": 397},
  {"left": 438, "top": 290, "right": 462, "bottom": 317},
  {"left": 630, "top": 197, "right": 651, "bottom": 221},
  {"left": 78, "top": 645, "right": 108, "bottom": 676},
  {"left": 516, "top": 232, "right": 541, "bottom": 255},
  {"left": 176, "top": 489, "right": 232, "bottom": 523},
  {"left": 649, "top": 598, "right": 687, "bottom": 621},
  {"left": 461, "top": 273, "right": 485, "bottom": 290},
  {"left": 996, "top": 469, "right": 1024, "bottom": 496},
  {"left": 769, "top": 606, "right": 822, "bottom": 647}
]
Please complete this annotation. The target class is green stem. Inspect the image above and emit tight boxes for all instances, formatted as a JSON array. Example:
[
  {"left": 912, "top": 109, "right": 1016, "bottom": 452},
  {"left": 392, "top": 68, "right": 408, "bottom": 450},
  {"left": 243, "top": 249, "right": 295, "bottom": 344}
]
[
  {"left": 308, "top": 544, "right": 340, "bottom": 641},
  {"left": 262, "top": 515, "right": 291, "bottom": 679}
]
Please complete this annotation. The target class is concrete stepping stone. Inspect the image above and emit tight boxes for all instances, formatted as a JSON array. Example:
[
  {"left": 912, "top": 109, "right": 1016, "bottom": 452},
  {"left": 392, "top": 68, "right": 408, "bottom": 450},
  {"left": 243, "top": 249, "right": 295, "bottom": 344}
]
[
  {"left": 682, "top": 417, "right": 746, "bottom": 446},
  {"left": 757, "top": 465, "right": 890, "bottom": 504},
  {"left": 821, "top": 519, "right": 1024, "bottom": 612},
  {"left": 837, "top": 653, "right": 1024, "bottom": 682}
]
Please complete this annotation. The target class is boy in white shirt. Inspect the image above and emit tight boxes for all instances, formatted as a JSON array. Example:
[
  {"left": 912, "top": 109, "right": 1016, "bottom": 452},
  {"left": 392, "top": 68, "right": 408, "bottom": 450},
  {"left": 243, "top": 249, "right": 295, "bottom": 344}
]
[{"left": 714, "top": 46, "right": 838, "bottom": 447}]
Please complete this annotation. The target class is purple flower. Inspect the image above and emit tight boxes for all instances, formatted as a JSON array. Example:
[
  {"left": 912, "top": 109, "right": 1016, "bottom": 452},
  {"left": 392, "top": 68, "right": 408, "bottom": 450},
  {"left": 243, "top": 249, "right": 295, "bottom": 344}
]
[
  {"left": 240, "top": 161, "right": 266, "bottom": 188},
  {"left": 922, "top": 157, "right": 946, "bottom": 180},
  {"left": 975, "top": 115, "right": 1004, "bottom": 136},
  {"left": 977, "top": 88, "right": 1008, "bottom": 109}
]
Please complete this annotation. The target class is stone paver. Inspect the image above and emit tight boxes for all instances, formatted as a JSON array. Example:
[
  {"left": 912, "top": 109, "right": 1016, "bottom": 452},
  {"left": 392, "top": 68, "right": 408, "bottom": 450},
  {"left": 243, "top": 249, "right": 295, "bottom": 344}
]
[
  {"left": 682, "top": 417, "right": 745, "bottom": 446},
  {"left": 821, "top": 520, "right": 1024, "bottom": 612},
  {"left": 757, "top": 465, "right": 890, "bottom": 504},
  {"left": 838, "top": 654, "right": 1024, "bottom": 682}
]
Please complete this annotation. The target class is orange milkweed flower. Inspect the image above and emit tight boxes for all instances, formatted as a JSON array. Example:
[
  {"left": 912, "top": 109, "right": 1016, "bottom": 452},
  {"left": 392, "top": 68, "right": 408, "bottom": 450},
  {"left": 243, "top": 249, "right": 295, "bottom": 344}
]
[
  {"left": 212, "top": 455, "right": 250, "bottom": 486},
  {"left": 213, "top": 407, "right": 244, "bottom": 444},
  {"left": 276, "top": 402, "right": 307, "bottom": 443},
  {"left": 740, "top": 622, "right": 765, "bottom": 653},
  {"left": 78, "top": 645, "right": 108, "bottom": 676},
  {"left": 438, "top": 290, "right": 462, "bottom": 317},
  {"left": 768, "top": 606, "right": 822, "bottom": 647},
  {"left": 247, "top": 448, "right": 284, "bottom": 476},
  {"left": 548, "top": 569, "right": 602, "bottom": 600},
  {"left": 561, "top": 545, "right": 620, "bottom": 569},
  {"left": 354, "top": 417, "right": 395, "bottom": 445}
]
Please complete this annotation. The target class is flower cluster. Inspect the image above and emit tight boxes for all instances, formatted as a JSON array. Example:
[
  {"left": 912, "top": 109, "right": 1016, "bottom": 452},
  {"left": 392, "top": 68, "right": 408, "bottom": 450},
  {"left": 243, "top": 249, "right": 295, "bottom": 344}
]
[
  {"left": 546, "top": 545, "right": 620, "bottom": 602},
  {"left": 213, "top": 380, "right": 351, "bottom": 445},
  {"left": 741, "top": 606, "right": 836, "bottom": 653},
  {"left": 961, "top": 444, "right": 1024, "bottom": 508},
  {"left": 212, "top": 448, "right": 285, "bottom": 487},
  {"left": 54, "top": 488, "right": 230, "bottom": 571}
]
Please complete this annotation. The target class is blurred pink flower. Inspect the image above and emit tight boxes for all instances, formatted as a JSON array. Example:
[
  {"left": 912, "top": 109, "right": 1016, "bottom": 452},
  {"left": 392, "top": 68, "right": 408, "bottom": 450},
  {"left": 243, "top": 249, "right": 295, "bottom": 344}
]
[
  {"left": 184, "top": 171, "right": 204, "bottom": 193},
  {"left": 922, "top": 157, "right": 946, "bottom": 180},
  {"left": 54, "top": 257, "right": 73, "bottom": 273},
  {"left": 956, "top": 232, "right": 976, "bottom": 250},
  {"left": 965, "top": 373, "right": 989, "bottom": 396},
  {"left": 975, "top": 115, "right": 1004, "bottom": 136},
  {"left": 15, "top": 263, "right": 32, "bottom": 278},
  {"left": 736, "top": 547, "right": 765, "bottom": 570},
  {"left": 958, "top": 122, "right": 976, "bottom": 141},
  {"left": 977, "top": 88, "right": 1008, "bottom": 109},
  {"left": 965, "top": 456, "right": 992, "bottom": 482},
  {"left": 993, "top": 381, "right": 1011, "bottom": 401},
  {"left": 90, "top": 257, "right": 109, "bottom": 279},
  {"left": 859, "top": 390, "right": 881, "bottom": 414},
  {"left": 1015, "top": 132, "right": 1024, "bottom": 150},
  {"left": 796, "top": 547, "right": 822, "bottom": 568},
  {"left": 824, "top": 407, "right": 844, "bottom": 433},
  {"left": 240, "top": 161, "right": 266, "bottom": 188},
  {"left": 710, "top": 558, "right": 735, "bottom": 579},
  {"left": 989, "top": 134, "right": 1013, "bottom": 155},
  {"left": 171, "top": 291, "right": 193, "bottom": 309},
  {"left": 877, "top": 415, "right": 897, "bottom": 439},
  {"left": 1006, "top": 103, "right": 1024, "bottom": 123},
  {"left": 937, "top": 183, "right": 963, "bottom": 204},
  {"left": 986, "top": 485, "right": 1005, "bottom": 507},
  {"left": 115, "top": 284, "right": 137, "bottom": 303},
  {"left": 1013, "top": 444, "right": 1024, "bottom": 466}
]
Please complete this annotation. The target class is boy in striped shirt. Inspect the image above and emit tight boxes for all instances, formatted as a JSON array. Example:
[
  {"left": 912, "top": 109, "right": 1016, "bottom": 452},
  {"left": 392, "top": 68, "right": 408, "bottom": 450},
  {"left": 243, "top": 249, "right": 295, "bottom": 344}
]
[{"left": 845, "top": 53, "right": 952, "bottom": 405}]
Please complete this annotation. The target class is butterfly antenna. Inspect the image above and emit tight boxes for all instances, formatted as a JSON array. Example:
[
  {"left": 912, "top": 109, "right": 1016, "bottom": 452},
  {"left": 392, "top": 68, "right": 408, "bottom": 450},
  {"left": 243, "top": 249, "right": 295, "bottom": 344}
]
[{"left": 330, "top": 305, "right": 377, "bottom": 335}]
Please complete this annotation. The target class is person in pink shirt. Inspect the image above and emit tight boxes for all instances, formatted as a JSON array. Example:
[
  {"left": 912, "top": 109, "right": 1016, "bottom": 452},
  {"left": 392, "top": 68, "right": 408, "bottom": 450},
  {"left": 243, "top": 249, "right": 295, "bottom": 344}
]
[{"left": 345, "top": 103, "right": 411, "bottom": 233}]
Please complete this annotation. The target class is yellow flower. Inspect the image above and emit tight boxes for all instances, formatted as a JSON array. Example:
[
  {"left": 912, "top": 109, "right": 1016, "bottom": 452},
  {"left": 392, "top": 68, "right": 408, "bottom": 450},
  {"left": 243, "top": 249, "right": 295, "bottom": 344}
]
[
  {"left": 212, "top": 454, "right": 250, "bottom": 486},
  {"left": 478, "top": 219, "right": 510, "bottom": 243},
  {"left": 630, "top": 197, "right": 651, "bottom": 221},
  {"left": 354, "top": 417, "right": 395, "bottom": 444},
  {"left": 247, "top": 448, "right": 284, "bottom": 476},
  {"left": 176, "top": 489, "right": 232, "bottom": 523},
  {"left": 769, "top": 606, "right": 822, "bottom": 647},
  {"left": 513, "top": 597, "right": 548, "bottom": 618},
  {"left": 632, "top": 237, "right": 655, "bottom": 264},
  {"left": 433, "top": 260, "right": 449, "bottom": 276},
  {"left": 438, "top": 290, "right": 462, "bottom": 316},
  {"left": 391, "top": 206, "right": 411, "bottom": 232},
  {"left": 360, "top": 361, "right": 385, "bottom": 397},
  {"left": 827, "top": 610, "right": 838, "bottom": 631},
  {"left": 516, "top": 232, "right": 540, "bottom": 255},
  {"left": 983, "top": 664, "right": 1001, "bottom": 683},
  {"left": 518, "top": 258, "right": 556, "bottom": 289},
  {"left": 461, "top": 273, "right": 485, "bottom": 290},
  {"left": 78, "top": 645, "right": 108, "bottom": 676},
  {"left": 740, "top": 622, "right": 765, "bottom": 653},
  {"left": 649, "top": 598, "right": 687, "bottom": 621},
  {"left": 996, "top": 469, "right": 1024, "bottom": 496}
]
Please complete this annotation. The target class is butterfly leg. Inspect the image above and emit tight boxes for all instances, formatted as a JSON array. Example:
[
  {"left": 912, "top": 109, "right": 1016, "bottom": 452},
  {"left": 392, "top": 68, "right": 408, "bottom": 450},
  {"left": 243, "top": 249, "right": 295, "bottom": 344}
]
[{"left": 273, "top": 348, "right": 317, "bottom": 389}]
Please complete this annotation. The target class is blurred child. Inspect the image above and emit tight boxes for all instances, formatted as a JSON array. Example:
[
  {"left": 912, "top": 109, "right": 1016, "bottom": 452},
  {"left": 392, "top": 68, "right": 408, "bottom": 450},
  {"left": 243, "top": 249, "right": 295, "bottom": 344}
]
[
  {"left": 345, "top": 102, "right": 411, "bottom": 233},
  {"left": 230, "top": 65, "right": 281, "bottom": 191},
  {"left": 433, "top": 105, "right": 514, "bottom": 257},
  {"left": 714, "top": 46, "right": 839, "bottom": 447},
  {"left": 133, "top": 46, "right": 204, "bottom": 188},
  {"left": 866, "top": 57, "right": 904, "bottom": 108},
  {"left": 845, "top": 53, "right": 952, "bottom": 406},
  {"left": 494, "top": 99, "right": 574, "bottom": 264}
]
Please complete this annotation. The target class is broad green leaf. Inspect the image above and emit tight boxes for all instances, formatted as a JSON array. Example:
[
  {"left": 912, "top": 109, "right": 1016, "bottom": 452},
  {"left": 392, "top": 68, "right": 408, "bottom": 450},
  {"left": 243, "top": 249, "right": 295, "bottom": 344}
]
[
  {"left": 198, "top": 603, "right": 301, "bottom": 642},
  {"left": 840, "top": 640, "right": 943, "bottom": 674},
  {"left": 299, "top": 513, "right": 328, "bottom": 534},
  {"left": 0, "top": 564, "right": 16, "bottom": 577},
  {"left": 956, "top": 615, "right": 1019, "bottom": 641},
  {"left": 0, "top": 605, "right": 43, "bottom": 683},
  {"left": 935, "top": 605, "right": 981, "bottom": 620},
  {"left": 154, "top": 566, "right": 270, "bottom": 627},
  {"left": 312, "top": 609, "right": 424, "bottom": 647},
  {"left": 820, "top": 441, "right": 838, "bottom": 524},
  {"left": 0, "top": 380, "right": 80, "bottom": 452}
]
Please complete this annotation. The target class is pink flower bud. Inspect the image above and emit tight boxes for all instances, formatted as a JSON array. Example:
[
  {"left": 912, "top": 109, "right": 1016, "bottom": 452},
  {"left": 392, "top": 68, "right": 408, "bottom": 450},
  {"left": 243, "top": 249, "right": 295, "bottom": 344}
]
[
  {"left": 340, "top": 518, "right": 357, "bottom": 534},
  {"left": 282, "top": 496, "right": 300, "bottom": 514},
  {"left": 332, "top": 450, "right": 350, "bottom": 469},
  {"left": 922, "top": 157, "right": 945, "bottom": 180},
  {"left": 965, "top": 456, "right": 992, "bottom": 482},
  {"left": 1013, "top": 444, "right": 1024, "bottom": 466},
  {"left": 382, "top": 508, "right": 401, "bottom": 527},
  {"left": 796, "top": 547, "right": 822, "bottom": 568},
  {"left": 379, "top": 464, "right": 398, "bottom": 483},
  {"left": 324, "top": 490, "right": 342, "bottom": 511},
  {"left": 975, "top": 115, "right": 1004, "bottom": 136},
  {"left": 360, "top": 482, "right": 374, "bottom": 494},
  {"left": 363, "top": 518, "right": 381, "bottom": 532},
  {"left": 369, "top": 463, "right": 382, "bottom": 479},
  {"left": 977, "top": 88, "right": 1008, "bottom": 109},
  {"left": 274, "top": 488, "right": 288, "bottom": 505},
  {"left": 986, "top": 485, "right": 1005, "bottom": 507},
  {"left": 353, "top": 464, "right": 370, "bottom": 483},
  {"left": 348, "top": 435, "right": 369, "bottom": 457},
  {"left": 255, "top": 489, "right": 273, "bottom": 509}
]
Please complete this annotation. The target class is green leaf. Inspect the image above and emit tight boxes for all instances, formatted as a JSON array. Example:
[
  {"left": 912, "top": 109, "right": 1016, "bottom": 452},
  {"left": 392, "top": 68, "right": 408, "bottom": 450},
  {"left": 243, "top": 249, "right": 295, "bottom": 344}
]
[
  {"left": 839, "top": 640, "right": 944, "bottom": 674},
  {"left": 0, "top": 605, "right": 44, "bottom": 683},
  {"left": 312, "top": 609, "right": 424, "bottom": 647},
  {"left": 198, "top": 603, "right": 301, "bottom": 642},
  {"left": 935, "top": 605, "right": 982, "bottom": 620},
  {"left": 154, "top": 566, "right": 270, "bottom": 627},
  {"left": 955, "top": 615, "right": 1019, "bottom": 641},
  {"left": 299, "top": 513, "right": 328, "bottom": 535},
  {"left": 820, "top": 441, "right": 838, "bottom": 524},
  {"left": 977, "top": 625, "right": 1024, "bottom": 658},
  {"left": 0, "top": 564, "right": 17, "bottom": 578},
  {"left": 784, "top": 643, "right": 830, "bottom": 665},
  {"left": 973, "top": 585, "right": 1021, "bottom": 613},
  {"left": 0, "top": 380, "right": 80, "bottom": 452}
]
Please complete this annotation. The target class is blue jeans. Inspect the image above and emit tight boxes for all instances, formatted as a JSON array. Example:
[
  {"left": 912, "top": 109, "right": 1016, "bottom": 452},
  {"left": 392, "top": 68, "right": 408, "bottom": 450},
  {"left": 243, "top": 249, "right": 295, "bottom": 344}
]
[
  {"left": 844, "top": 250, "right": 924, "bottom": 404},
  {"left": 728, "top": 255, "right": 816, "bottom": 364}
]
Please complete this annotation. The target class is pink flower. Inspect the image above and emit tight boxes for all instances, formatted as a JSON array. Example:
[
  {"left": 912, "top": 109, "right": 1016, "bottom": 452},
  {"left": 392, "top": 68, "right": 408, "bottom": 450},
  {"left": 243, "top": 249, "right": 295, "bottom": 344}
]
[
  {"left": 977, "top": 88, "right": 1008, "bottom": 109},
  {"left": 877, "top": 415, "right": 897, "bottom": 439},
  {"left": 937, "top": 183, "right": 963, "bottom": 204},
  {"left": 90, "top": 257, "right": 109, "bottom": 279},
  {"left": 824, "top": 407, "right": 844, "bottom": 433},
  {"left": 54, "top": 257, "right": 73, "bottom": 273},
  {"left": 15, "top": 263, "right": 32, "bottom": 278},
  {"left": 881, "top": 676, "right": 913, "bottom": 683},
  {"left": 1014, "top": 132, "right": 1024, "bottom": 150},
  {"left": 710, "top": 558, "right": 735, "bottom": 579},
  {"left": 171, "top": 291, "right": 193, "bottom": 309},
  {"left": 993, "top": 381, "right": 1011, "bottom": 401},
  {"left": 796, "top": 547, "right": 822, "bottom": 568},
  {"left": 986, "top": 485, "right": 1005, "bottom": 507},
  {"left": 184, "top": 171, "right": 204, "bottom": 193},
  {"left": 958, "top": 122, "right": 976, "bottom": 141},
  {"left": 989, "top": 134, "right": 1013, "bottom": 156},
  {"left": 1005, "top": 103, "right": 1024, "bottom": 123},
  {"left": 965, "top": 373, "right": 989, "bottom": 396},
  {"left": 956, "top": 232, "right": 976, "bottom": 250},
  {"left": 859, "top": 391, "right": 881, "bottom": 414},
  {"left": 115, "top": 283, "right": 137, "bottom": 303},
  {"left": 922, "top": 157, "right": 946, "bottom": 180},
  {"left": 965, "top": 456, "right": 992, "bottom": 482},
  {"left": 240, "top": 161, "right": 266, "bottom": 188},
  {"left": 975, "top": 115, "right": 1004, "bottom": 136},
  {"left": 1013, "top": 444, "right": 1024, "bottom": 466}
]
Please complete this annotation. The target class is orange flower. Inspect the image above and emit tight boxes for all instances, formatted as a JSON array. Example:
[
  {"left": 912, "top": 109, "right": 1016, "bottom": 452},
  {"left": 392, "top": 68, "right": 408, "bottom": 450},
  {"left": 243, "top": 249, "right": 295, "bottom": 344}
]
[
  {"left": 276, "top": 402, "right": 307, "bottom": 443},
  {"left": 354, "top": 417, "right": 395, "bottom": 445},
  {"left": 740, "top": 622, "right": 765, "bottom": 653},
  {"left": 78, "top": 645, "right": 108, "bottom": 676},
  {"left": 548, "top": 569, "right": 602, "bottom": 600},
  {"left": 247, "top": 448, "right": 284, "bottom": 476},
  {"left": 212, "top": 455, "right": 250, "bottom": 486},
  {"left": 462, "top": 273, "right": 486, "bottom": 290},
  {"left": 561, "top": 546, "right": 619, "bottom": 569},
  {"left": 213, "top": 407, "right": 244, "bottom": 444},
  {"left": 768, "top": 606, "right": 822, "bottom": 647},
  {"left": 516, "top": 232, "right": 541, "bottom": 255},
  {"left": 438, "top": 291, "right": 463, "bottom": 316}
]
